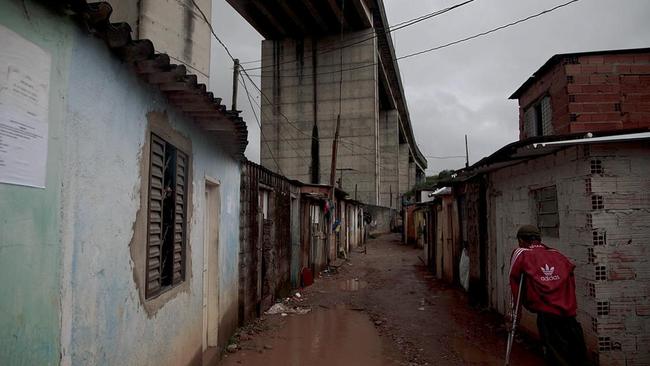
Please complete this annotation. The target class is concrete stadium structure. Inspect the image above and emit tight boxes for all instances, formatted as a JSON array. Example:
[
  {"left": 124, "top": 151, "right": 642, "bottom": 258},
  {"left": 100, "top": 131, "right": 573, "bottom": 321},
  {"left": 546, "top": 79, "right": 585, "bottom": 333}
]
[{"left": 227, "top": 0, "right": 427, "bottom": 207}]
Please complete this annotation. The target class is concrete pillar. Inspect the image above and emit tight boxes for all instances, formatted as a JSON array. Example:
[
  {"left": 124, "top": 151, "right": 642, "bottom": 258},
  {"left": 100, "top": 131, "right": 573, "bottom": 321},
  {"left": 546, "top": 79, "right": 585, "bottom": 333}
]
[
  {"left": 399, "top": 143, "right": 410, "bottom": 199},
  {"left": 260, "top": 30, "right": 379, "bottom": 205},
  {"left": 379, "top": 110, "right": 399, "bottom": 208}
]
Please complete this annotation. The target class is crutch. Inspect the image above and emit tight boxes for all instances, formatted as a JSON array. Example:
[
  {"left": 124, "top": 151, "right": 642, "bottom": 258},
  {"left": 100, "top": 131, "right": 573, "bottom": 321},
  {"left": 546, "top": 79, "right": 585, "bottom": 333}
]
[{"left": 505, "top": 274, "right": 525, "bottom": 366}]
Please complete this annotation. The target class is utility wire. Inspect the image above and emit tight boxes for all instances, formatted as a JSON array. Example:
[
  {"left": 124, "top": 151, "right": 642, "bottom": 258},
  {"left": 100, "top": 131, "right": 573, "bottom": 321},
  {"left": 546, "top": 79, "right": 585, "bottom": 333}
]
[
  {"left": 239, "top": 76, "right": 328, "bottom": 175},
  {"left": 244, "top": 0, "right": 580, "bottom": 78},
  {"left": 241, "top": 0, "right": 476, "bottom": 71},
  {"left": 239, "top": 72, "right": 284, "bottom": 175}
]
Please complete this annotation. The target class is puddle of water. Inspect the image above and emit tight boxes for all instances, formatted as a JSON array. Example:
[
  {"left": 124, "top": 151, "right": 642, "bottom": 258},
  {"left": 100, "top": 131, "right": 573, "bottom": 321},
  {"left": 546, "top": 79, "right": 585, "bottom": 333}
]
[
  {"left": 223, "top": 309, "right": 392, "bottom": 366},
  {"left": 339, "top": 278, "right": 368, "bottom": 291},
  {"left": 452, "top": 337, "right": 502, "bottom": 365}
]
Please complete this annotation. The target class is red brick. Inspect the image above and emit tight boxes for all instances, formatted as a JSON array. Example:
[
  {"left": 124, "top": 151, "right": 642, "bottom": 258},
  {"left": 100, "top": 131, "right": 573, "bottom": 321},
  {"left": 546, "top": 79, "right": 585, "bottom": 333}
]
[
  {"left": 576, "top": 93, "right": 619, "bottom": 103},
  {"left": 567, "top": 84, "right": 582, "bottom": 93},
  {"left": 597, "top": 64, "right": 614, "bottom": 73},
  {"left": 622, "top": 75, "right": 641, "bottom": 84},
  {"left": 582, "top": 84, "right": 620, "bottom": 93},
  {"left": 637, "top": 104, "right": 650, "bottom": 112},
  {"left": 629, "top": 112, "right": 650, "bottom": 122},
  {"left": 569, "top": 103, "right": 584, "bottom": 113},
  {"left": 617, "top": 65, "right": 633, "bottom": 73},
  {"left": 565, "top": 64, "right": 581, "bottom": 75},
  {"left": 610, "top": 266, "right": 636, "bottom": 281},
  {"left": 604, "top": 54, "right": 636, "bottom": 63},
  {"left": 590, "top": 74, "right": 609, "bottom": 84},
  {"left": 623, "top": 94, "right": 650, "bottom": 103},
  {"left": 633, "top": 54, "right": 650, "bottom": 63},
  {"left": 581, "top": 65, "right": 599, "bottom": 74},
  {"left": 583, "top": 104, "right": 601, "bottom": 113},
  {"left": 630, "top": 65, "right": 650, "bottom": 74},
  {"left": 622, "top": 103, "right": 638, "bottom": 113},
  {"left": 584, "top": 55, "right": 605, "bottom": 64}
]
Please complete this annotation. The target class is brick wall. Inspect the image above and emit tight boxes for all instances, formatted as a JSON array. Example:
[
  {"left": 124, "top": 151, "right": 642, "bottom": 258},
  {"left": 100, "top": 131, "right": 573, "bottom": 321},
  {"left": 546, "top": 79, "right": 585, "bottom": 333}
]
[
  {"left": 516, "top": 50, "right": 650, "bottom": 139},
  {"left": 485, "top": 142, "right": 650, "bottom": 365}
]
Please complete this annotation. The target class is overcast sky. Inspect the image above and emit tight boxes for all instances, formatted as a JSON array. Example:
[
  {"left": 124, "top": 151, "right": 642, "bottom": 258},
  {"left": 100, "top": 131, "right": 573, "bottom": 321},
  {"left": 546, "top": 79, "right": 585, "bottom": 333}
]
[{"left": 210, "top": 0, "right": 650, "bottom": 175}]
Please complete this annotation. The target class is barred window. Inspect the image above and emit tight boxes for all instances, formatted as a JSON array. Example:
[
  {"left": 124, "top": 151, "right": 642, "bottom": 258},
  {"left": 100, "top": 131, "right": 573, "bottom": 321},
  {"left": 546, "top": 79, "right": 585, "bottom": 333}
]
[
  {"left": 146, "top": 133, "right": 189, "bottom": 299},
  {"left": 524, "top": 96, "right": 553, "bottom": 137}
]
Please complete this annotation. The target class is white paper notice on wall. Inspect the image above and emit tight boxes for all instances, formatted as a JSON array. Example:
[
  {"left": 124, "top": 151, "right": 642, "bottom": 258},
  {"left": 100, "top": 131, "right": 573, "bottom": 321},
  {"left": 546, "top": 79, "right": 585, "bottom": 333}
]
[{"left": 0, "top": 25, "right": 51, "bottom": 188}]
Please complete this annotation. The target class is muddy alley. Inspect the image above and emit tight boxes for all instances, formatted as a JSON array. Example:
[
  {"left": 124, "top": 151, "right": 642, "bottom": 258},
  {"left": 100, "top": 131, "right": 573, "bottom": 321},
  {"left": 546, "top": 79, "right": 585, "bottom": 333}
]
[{"left": 219, "top": 234, "right": 545, "bottom": 366}]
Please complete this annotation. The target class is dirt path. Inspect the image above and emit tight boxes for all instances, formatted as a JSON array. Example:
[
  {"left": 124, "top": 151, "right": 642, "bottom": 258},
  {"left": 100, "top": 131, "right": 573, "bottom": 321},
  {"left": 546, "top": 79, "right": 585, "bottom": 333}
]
[{"left": 219, "top": 233, "right": 544, "bottom": 366}]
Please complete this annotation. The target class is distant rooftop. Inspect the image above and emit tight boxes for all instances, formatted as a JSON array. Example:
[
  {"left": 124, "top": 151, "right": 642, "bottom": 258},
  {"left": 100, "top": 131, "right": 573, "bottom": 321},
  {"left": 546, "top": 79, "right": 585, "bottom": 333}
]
[{"left": 509, "top": 47, "right": 650, "bottom": 99}]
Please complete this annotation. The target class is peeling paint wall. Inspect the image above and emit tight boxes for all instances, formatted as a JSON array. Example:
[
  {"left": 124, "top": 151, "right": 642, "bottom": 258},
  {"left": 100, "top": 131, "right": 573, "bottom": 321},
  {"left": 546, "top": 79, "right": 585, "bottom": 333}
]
[
  {"left": 0, "top": 1, "right": 73, "bottom": 365},
  {"left": 57, "top": 16, "right": 240, "bottom": 366}
]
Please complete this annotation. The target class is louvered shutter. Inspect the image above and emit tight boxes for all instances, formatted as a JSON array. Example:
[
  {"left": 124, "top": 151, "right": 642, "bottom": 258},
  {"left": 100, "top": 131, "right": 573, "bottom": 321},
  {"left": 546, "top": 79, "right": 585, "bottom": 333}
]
[
  {"left": 146, "top": 134, "right": 165, "bottom": 298},
  {"left": 172, "top": 151, "right": 188, "bottom": 285}
]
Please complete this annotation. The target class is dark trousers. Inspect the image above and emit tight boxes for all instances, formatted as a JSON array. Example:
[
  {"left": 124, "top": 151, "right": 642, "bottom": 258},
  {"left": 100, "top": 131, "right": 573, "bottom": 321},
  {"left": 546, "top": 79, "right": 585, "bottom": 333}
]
[{"left": 537, "top": 312, "right": 589, "bottom": 366}]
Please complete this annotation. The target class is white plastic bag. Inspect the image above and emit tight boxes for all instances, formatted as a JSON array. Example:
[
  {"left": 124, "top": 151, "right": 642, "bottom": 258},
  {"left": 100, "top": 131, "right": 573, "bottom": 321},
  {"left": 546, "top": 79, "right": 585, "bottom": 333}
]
[{"left": 459, "top": 248, "right": 470, "bottom": 291}]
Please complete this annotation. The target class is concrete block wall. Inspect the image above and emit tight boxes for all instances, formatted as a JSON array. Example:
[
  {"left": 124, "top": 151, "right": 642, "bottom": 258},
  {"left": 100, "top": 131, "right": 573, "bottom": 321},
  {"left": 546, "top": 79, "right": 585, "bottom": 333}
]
[
  {"left": 379, "top": 109, "right": 399, "bottom": 207},
  {"left": 486, "top": 142, "right": 650, "bottom": 365},
  {"left": 585, "top": 142, "right": 650, "bottom": 366},
  {"left": 260, "top": 31, "right": 380, "bottom": 205},
  {"left": 486, "top": 146, "right": 597, "bottom": 357}
]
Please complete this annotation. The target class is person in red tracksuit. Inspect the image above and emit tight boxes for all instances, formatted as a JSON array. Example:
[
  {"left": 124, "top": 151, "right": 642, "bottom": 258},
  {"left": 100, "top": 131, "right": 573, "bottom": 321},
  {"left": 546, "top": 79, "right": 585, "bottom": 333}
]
[{"left": 509, "top": 225, "right": 588, "bottom": 366}]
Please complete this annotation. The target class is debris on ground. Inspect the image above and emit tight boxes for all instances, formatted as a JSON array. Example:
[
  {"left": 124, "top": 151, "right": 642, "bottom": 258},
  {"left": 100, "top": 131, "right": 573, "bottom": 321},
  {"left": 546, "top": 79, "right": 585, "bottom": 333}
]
[
  {"left": 265, "top": 302, "right": 311, "bottom": 315},
  {"left": 226, "top": 344, "right": 239, "bottom": 353}
]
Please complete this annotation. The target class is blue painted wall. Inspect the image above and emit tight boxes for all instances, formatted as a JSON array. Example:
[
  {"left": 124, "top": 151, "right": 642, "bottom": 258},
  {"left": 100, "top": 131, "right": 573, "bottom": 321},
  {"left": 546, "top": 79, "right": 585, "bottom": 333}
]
[
  {"left": 0, "top": 1, "right": 73, "bottom": 364},
  {"left": 59, "top": 21, "right": 241, "bottom": 366}
]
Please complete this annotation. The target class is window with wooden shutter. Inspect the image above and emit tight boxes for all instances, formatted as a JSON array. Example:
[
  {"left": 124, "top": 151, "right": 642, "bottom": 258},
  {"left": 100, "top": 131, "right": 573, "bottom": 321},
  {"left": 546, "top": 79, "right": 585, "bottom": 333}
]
[{"left": 146, "top": 133, "right": 188, "bottom": 299}]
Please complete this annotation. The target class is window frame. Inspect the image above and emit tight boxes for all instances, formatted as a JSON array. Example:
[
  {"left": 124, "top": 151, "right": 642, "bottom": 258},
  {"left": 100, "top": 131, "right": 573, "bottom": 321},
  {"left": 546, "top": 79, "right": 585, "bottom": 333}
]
[
  {"left": 145, "top": 132, "right": 190, "bottom": 300},
  {"left": 531, "top": 185, "right": 560, "bottom": 238}
]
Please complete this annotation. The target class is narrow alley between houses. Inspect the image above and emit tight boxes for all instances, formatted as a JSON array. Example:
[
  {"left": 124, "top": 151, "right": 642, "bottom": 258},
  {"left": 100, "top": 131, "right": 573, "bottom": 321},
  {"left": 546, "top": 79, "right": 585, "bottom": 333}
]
[{"left": 219, "top": 234, "right": 544, "bottom": 366}]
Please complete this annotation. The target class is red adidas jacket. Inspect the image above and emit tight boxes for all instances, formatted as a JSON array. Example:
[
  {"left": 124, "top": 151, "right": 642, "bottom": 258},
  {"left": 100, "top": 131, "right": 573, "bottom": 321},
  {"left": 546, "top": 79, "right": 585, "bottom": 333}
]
[{"left": 509, "top": 242, "right": 577, "bottom": 317}]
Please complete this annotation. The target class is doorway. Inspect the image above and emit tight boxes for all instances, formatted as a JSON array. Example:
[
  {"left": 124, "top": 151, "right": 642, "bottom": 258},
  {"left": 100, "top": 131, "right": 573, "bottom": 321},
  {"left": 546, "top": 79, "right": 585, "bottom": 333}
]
[{"left": 203, "top": 179, "right": 220, "bottom": 357}]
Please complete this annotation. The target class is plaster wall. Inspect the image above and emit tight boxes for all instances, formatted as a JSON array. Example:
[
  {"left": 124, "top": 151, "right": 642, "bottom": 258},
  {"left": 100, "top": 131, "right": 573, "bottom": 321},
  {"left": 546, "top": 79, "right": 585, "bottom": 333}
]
[
  {"left": 0, "top": 2, "right": 72, "bottom": 364},
  {"left": 58, "top": 23, "right": 240, "bottom": 366}
]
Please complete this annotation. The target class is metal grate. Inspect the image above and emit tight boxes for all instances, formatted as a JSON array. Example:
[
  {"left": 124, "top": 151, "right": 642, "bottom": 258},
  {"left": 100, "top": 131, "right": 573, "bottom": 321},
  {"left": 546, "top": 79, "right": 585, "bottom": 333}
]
[
  {"left": 614, "top": 103, "right": 621, "bottom": 112},
  {"left": 586, "top": 213, "right": 593, "bottom": 228},
  {"left": 585, "top": 178, "right": 592, "bottom": 194},
  {"left": 569, "top": 94, "right": 576, "bottom": 102},
  {"left": 567, "top": 75, "right": 574, "bottom": 83}
]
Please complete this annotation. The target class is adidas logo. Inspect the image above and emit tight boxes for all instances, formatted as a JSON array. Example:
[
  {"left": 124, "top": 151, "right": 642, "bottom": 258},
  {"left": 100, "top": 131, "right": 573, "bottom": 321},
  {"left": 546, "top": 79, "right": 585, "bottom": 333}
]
[{"left": 540, "top": 264, "right": 560, "bottom": 281}]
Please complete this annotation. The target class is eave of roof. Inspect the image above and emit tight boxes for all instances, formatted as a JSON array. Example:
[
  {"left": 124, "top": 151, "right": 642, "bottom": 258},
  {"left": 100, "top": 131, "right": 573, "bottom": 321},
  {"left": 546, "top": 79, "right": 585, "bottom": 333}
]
[
  {"left": 465, "top": 128, "right": 650, "bottom": 175},
  {"left": 48, "top": 1, "right": 248, "bottom": 158},
  {"left": 509, "top": 47, "right": 650, "bottom": 100}
]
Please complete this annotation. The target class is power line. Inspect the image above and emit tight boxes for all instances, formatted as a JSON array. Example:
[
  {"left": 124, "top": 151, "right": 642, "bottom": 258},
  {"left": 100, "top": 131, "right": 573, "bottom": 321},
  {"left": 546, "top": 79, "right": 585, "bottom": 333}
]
[
  {"left": 239, "top": 76, "right": 328, "bottom": 175},
  {"left": 243, "top": 0, "right": 580, "bottom": 78},
  {"left": 239, "top": 73, "right": 284, "bottom": 175},
  {"left": 241, "top": 0, "right": 476, "bottom": 71},
  {"left": 425, "top": 155, "right": 467, "bottom": 159}
]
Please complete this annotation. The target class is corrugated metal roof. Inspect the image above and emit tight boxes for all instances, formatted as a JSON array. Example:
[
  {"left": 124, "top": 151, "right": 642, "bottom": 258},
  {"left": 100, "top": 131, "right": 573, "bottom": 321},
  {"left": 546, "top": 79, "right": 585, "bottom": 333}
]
[{"left": 53, "top": 1, "right": 248, "bottom": 158}]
